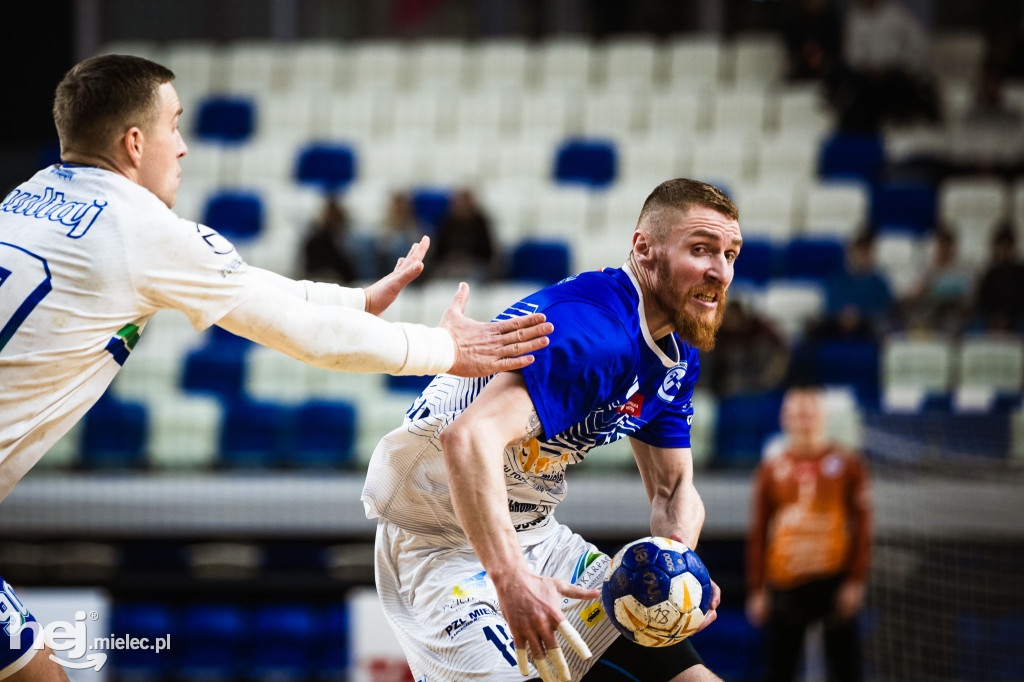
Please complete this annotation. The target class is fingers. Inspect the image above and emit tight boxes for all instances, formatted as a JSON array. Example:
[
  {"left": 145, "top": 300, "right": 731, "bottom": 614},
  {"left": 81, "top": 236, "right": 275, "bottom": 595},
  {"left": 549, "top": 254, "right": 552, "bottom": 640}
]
[
  {"left": 493, "top": 312, "right": 547, "bottom": 335},
  {"left": 446, "top": 282, "right": 470, "bottom": 316},
  {"left": 710, "top": 580, "right": 722, "bottom": 610},
  {"left": 557, "top": 621, "right": 592, "bottom": 661},
  {"left": 515, "top": 647, "right": 530, "bottom": 676},
  {"left": 557, "top": 583, "right": 601, "bottom": 601},
  {"left": 534, "top": 653, "right": 557, "bottom": 682},
  {"left": 548, "top": 645, "right": 571, "bottom": 681}
]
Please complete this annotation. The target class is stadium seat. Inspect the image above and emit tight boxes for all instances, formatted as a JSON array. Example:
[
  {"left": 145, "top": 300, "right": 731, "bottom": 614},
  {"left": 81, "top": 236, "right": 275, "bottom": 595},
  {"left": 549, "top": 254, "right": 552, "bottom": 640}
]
[
  {"left": 690, "top": 134, "right": 750, "bottom": 189},
  {"left": 616, "top": 134, "right": 687, "bottom": 188},
  {"left": 294, "top": 143, "right": 357, "bottom": 192},
  {"left": 874, "top": 230, "right": 923, "bottom": 298},
  {"left": 350, "top": 41, "right": 406, "bottom": 90},
  {"left": 284, "top": 401, "right": 357, "bottom": 469},
  {"left": 408, "top": 39, "right": 467, "bottom": 90},
  {"left": 179, "top": 604, "right": 247, "bottom": 678},
  {"left": 714, "top": 392, "right": 783, "bottom": 467},
  {"left": 80, "top": 396, "right": 148, "bottom": 469},
  {"left": 281, "top": 41, "right": 340, "bottom": 93},
  {"left": 882, "top": 335, "right": 955, "bottom": 411},
  {"left": 109, "top": 604, "right": 176, "bottom": 674},
  {"left": 761, "top": 280, "right": 826, "bottom": 340},
  {"left": 666, "top": 36, "right": 723, "bottom": 87},
  {"left": 223, "top": 40, "right": 279, "bottom": 94},
  {"left": 194, "top": 96, "right": 255, "bottom": 143},
  {"left": 538, "top": 39, "right": 593, "bottom": 89},
  {"left": 219, "top": 401, "right": 288, "bottom": 468},
  {"left": 581, "top": 89, "right": 641, "bottom": 140},
  {"left": 519, "top": 91, "right": 575, "bottom": 141},
  {"left": 182, "top": 345, "right": 248, "bottom": 400},
  {"left": 553, "top": 139, "right": 618, "bottom": 188},
  {"left": 775, "top": 86, "right": 833, "bottom": 136},
  {"left": 533, "top": 185, "right": 595, "bottom": 237},
  {"left": 472, "top": 39, "right": 531, "bottom": 89},
  {"left": 729, "top": 181, "right": 800, "bottom": 242},
  {"left": 731, "top": 33, "right": 786, "bottom": 86},
  {"left": 802, "top": 181, "right": 870, "bottom": 239},
  {"left": 709, "top": 88, "right": 771, "bottom": 135},
  {"left": 164, "top": 42, "right": 220, "bottom": 93},
  {"left": 930, "top": 31, "right": 986, "bottom": 86},
  {"left": 938, "top": 176, "right": 1009, "bottom": 237},
  {"left": 603, "top": 35, "right": 658, "bottom": 88},
  {"left": 958, "top": 335, "right": 1024, "bottom": 394},
  {"left": 781, "top": 238, "right": 845, "bottom": 281},
  {"left": 250, "top": 604, "right": 322, "bottom": 679},
  {"left": 202, "top": 191, "right": 264, "bottom": 240},
  {"left": 818, "top": 133, "right": 886, "bottom": 186},
  {"left": 245, "top": 346, "right": 318, "bottom": 405},
  {"left": 147, "top": 392, "right": 222, "bottom": 469},
  {"left": 509, "top": 239, "right": 572, "bottom": 285},
  {"left": 732, "top": 239, "right": 774, "bottom": 285},
  {"left": 386, "top": 374, "right": 434, "bottom": 395},
  {"left": 756, "top": 133, "right": 821, "bottom": 185},
  {"left": 691, "top": 607, "right": 765, "bottom": 681},
  {"left": 647, "top": 92, "right": 708, "bottom": 135},
  {"left": 409, "top": 188, "right": 451, "bottom": 230},
  {"left": 324, "top": 604, "right": 351, "bottom": 675},
  {"left": 871, "top": 182, "right": 937, "bottom": 234},
  {"left": 813, "top": 339, "right": 881, "bottom": 406}
]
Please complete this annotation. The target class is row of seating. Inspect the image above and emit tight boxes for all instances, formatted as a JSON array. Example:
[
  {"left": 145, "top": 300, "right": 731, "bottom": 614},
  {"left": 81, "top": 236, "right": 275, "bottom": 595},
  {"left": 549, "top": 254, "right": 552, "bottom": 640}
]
[{"left": 106, "top": 31, "right": 990, "bottom": 96}]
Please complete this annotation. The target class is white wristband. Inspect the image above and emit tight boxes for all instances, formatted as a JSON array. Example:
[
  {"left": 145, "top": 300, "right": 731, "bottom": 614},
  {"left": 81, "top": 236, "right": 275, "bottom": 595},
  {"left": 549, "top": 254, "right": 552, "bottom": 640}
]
[
  {"left": 395, "top": 323, "right": 456, "bottom": 375},
  {"left": 301, "top": 280, "right": 366, "bottom": 310}
]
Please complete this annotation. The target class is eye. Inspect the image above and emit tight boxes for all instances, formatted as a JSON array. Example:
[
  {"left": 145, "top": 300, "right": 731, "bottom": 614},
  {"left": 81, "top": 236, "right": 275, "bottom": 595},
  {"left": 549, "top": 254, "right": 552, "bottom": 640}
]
[{"left": 725, "top": 251, "right": 738, "bottom": 263}]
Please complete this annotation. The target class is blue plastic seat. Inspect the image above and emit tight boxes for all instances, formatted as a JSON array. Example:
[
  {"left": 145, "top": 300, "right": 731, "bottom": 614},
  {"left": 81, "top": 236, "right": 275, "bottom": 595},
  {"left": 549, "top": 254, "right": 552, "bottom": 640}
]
[
  {"left": 202, "top": 191, "right": 264, "bottom": 240},
  {"left": 819, "top": 133, "right": 885, "bottom": 186},
  {"left": 410, "top": 188, "right": 451, "bottom": 230},
  {"left": 813, "top": 339, "right": 880, "bottom": 406},
  {"left": 81, "top": 396, "right": 148, "bottom": 468},
  {"left": 553, "top": 139, "right": 617, "bottom": 188},
  {"left": 386, "top": 374, "right": 434, "bottom": 394},
  {"left": 782, "top": 238, "right": 846, "bottom": 282},
  {"left": 220, "top": 401, "right": 288, "bottom": 468},
  {"left": 871, "top": 181, "right": 937, "bottom": 234},
  {"left": 250, "top": 604, "right": 321, "bottom": 678},
  {"left": 509, "top": 239, "right": 571, "bottom": 285},
  {"left": 181, "top": 345, "right": 248, "bottom": 400},
  {"left": 324, "top": 604, "right": 350, "bottom": 674},
  {"left": 714, "top": 392, "right": 783, "bottom": 467},
  {"left": 109, "top": 604, "right": 176, "bottom": 673},
  {"left": 285, "top": 401, "right": 357, "bottom": 468},
  {"left": 179, "top": 604, "right": 247, "bottom": 678},
  {"left": 732, "top": 239, "right": 774, "bottom": 286},
  {"left": 295, "top": 143, "right": 357, "bottom": 191},
  {"left": 195, "top": 96, "right": 255, "bottom": 143}
]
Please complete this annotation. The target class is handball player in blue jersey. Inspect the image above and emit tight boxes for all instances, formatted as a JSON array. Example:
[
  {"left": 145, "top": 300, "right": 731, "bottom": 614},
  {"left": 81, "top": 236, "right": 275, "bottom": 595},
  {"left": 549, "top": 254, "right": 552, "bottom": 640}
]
[{"left": 362, "top": 179, "right": 741, "bottom": 681}]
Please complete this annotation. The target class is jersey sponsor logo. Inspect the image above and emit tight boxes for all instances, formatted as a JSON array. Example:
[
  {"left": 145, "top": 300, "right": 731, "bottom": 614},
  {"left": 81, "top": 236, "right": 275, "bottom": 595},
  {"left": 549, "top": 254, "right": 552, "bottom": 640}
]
[
  {"left": 443, "top": 606, "right": 497, "bottom": 640},
  {"left": 581, "top": 602, "right": 605, "bottom": 628},
  {"left": 571, "top": 550, "right": 604, "bottom": 584},
  {"left": 1, "top": 187, "right": 107, "bottom": 239},
  {"left": 194, "top": 223, "right": 235, "bottom": 256},
  {"left": 657, "top": 361, "right": 689, "bottom": 402},
  {"left": 617, "top": 393, "right": 644, "bottom": 416},
  {"left": 104, "top": 323, "right": 141, "bottom": 366}
]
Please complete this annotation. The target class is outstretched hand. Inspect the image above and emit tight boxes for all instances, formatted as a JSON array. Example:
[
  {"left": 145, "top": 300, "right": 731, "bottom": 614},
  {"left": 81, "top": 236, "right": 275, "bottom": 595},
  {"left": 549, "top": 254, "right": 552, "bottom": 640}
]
[
  {"left": 363, "top": 237, "right": 429, "bottom": 317},
  {"left": 441, "top": 282, "right": 553, "bottom": 377}
]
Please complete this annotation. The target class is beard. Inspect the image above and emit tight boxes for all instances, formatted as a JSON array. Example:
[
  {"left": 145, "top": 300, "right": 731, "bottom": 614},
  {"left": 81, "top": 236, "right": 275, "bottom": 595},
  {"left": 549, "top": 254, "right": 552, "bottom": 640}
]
[{"left": 655, "top": 260, "right": 728, "bottom": 352}]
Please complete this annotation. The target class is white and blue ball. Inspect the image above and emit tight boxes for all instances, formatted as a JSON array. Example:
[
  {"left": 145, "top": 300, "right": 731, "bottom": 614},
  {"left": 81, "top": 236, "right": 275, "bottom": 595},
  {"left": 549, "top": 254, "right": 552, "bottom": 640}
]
[{"left": 601, "top": 536, "right": 712, "bottom": 647}]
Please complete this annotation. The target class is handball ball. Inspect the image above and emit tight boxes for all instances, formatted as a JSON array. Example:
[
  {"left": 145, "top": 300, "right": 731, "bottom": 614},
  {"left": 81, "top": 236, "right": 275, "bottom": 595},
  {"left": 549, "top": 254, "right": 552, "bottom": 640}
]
[{"left": 601, "top": 536, "right": 712, "bottom": 647}]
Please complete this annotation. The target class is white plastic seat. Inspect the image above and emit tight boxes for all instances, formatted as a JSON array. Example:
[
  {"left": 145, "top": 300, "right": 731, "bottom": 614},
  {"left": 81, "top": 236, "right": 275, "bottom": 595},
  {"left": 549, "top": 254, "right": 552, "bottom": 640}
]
[
  {"left": 538, "top": 39, "right": 593, "bottom": 89},
  {"left": 164, "top": 42, "right": 220, "bottom": 93},
  {"left": 930, "top": 31, "right": 986, "bottom": 86},
  {"left": 761, "top": 280, "right": 826, "bottom": 340},
  {"left": 594, "top": 183, "right": 651, "bottom": 235},
  {"left": 730, "top": 181, "right": 800, "bottom": 243},
  {"left": 882, "top": 335, "right": 955, "bottom": 393},
  {"left": 480, "top": 180, "right": 539, "bottom": 245},
  {"left": 110, "top": 342, "right": 187, "bottom": 403},
  {"left": 351, "top": 41, "right": 406, "bottom": 91},
  {"left": 356, "top": 393, "right": 420, "bottom": 467},
  {"left": 37, "top": 421, "right": 83, "bottom": 469},
  {"left": 874, "top": 231, "right": 923, "bottom": 298},
  {"left": 472, "top": 40, "right": 532, "bottom": 90},
  {"left": 688, "top": 390, "right": 717, "bottom": 470},
  {"left": 180, "top": 142, "right": 225, "bottom": 186},
  {"left": 234, "top": 140, "right": 299, "bottom": 187},
  {"left": 938, "top": 176, "right": 1009, "bottom": 237},
  {"left": 520, "top": 90, "right": 578, "bottom": 140},
  {"left": 775, "top": 86, "right": 834, "bottom": 136},
  {"left": 283, "top": 41, "right": 342, "bottom": 92},
  {"left": 708, "top": 88, "right": 772, "bottom": 135},
  {"left": 801, "top": 181, "right": 870, "bottom": 239},
  {"left": 666, "top": 36, "right": 722, "bottom": 88},
  {"left": 730, "top": 33, "right": 786, "bottom": 86},
  {"left": 408, "top": 40, "right": 467, "bottom": 90},
  {"left": 427, "top": 139, "right": 485, "bottom": 185},
  {"left": 253, "top": 92, "right": 316, "bottom": 143},
  {"left": 823, "top": 386, "right": 863, "bottom": 450},
  {"left": 391, "top": 91, "right": 445, "bottom": 142},
  {"left": 245, "top": 345, "right": 319, "bottom": 405},
  {"left": 326, "top": 91, "right": 383, "bottom": 141},
  {"left": 148, "top": 393, "right": 222, "bottom": 469},
  {"left": 690, "top": 134, "right": 752, "bottom": 189},
  {"left": 223, "top": 41, "right": 279, "bottom": 94},
  {"left": 958, "top": 335, "right": 1024, "bottom": 393},
  {"left": 581, "top": 89, "right": 643, "bottom": 139},
  {"left": 648, "top": 90, "right": 709, "bottom": 135},
  {"left": 755, "top": 132, "right": 822, "bottom": 185},
  {"left": 533, "top": 185, "right": 596, "bottom": 237},
  {"left": 616, "top": 134, "right": 686, "bottom": 188},
  {"left": 495, "top": 136, "right": 555, "bottom": 182},
  {"left": 602, "top": 36, "right": 659, "bottom": 89},
  {"left": 454, "top": 91, "right": 512, "bottom": 140},
  {"left": 1013, "top": 177, "right": 1024, "bottom": 234}
]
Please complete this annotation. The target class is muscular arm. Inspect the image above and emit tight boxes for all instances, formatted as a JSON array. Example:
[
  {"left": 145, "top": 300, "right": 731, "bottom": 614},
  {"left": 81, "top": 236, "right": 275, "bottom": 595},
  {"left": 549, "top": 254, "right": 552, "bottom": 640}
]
[
  {"left": 438, "top": 372, "right": 598, "bottom": 662},
  {"left": 629, "top": 439, "right": 705, "bottom": 549}
]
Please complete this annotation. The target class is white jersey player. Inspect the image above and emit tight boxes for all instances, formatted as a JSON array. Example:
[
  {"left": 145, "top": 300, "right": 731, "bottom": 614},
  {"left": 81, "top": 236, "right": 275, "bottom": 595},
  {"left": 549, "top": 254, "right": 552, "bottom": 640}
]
[
  {"left": 362, "top": 179, "right": 742, "bottom": 682},
  {"left": 0, "top": 54, "right": 550, "bottom": 682}
]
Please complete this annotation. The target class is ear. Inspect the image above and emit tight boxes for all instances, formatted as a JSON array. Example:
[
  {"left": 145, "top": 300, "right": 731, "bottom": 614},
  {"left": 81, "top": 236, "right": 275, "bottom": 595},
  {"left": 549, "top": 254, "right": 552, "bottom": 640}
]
[
  {"left": 122, "top": 126, "right": 144, "bottom": 168},
  {"left": 631, "top": 229, "right": 657, "bottom": 267}
]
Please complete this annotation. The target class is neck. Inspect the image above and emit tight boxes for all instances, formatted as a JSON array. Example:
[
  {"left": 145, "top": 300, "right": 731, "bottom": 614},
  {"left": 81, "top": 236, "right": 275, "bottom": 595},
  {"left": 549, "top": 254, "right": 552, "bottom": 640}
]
[
  {"left": 628, "top": 252, "right": 673, "bottom": 340},
  {"left": 789, "top": 435, "right": 827, "bottom": 457},
  {"left": 61, "top": 149, "right": 136, "bottom": 183}
]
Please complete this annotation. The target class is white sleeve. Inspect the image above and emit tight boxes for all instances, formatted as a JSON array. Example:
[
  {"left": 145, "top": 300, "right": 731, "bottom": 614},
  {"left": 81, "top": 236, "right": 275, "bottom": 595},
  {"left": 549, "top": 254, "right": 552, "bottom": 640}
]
[
  {"left": 248, "top": 267, "right": 367, "bottom": 310},
  {"left": 216, "top": 274, "right": 456, "bottom": 375},
  {"left": 126, "top": 212, "right": 256, "bottom": 330}
]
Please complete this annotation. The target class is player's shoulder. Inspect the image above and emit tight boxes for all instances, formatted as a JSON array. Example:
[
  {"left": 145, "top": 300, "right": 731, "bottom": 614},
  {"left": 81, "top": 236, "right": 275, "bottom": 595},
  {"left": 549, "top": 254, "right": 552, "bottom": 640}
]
[{"left": 525, "top": 267, "right": 638, "bottom": 319}]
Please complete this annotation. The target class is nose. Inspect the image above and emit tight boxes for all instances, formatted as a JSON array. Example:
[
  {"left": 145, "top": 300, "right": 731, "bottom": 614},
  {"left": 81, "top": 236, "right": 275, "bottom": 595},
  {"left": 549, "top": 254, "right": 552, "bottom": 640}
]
[
  {"left": 706, "top": 253, "right": 731, "bottom": 286},
  {"left": 178, "top": 135, "right": 188, "bottom": 159}
]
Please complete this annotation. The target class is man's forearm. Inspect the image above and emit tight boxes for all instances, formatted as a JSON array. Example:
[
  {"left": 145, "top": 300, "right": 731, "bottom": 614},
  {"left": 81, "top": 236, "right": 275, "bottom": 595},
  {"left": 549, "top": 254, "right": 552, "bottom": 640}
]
[{"left": 650, "top": 480, "right": 705, "bottom": 549}]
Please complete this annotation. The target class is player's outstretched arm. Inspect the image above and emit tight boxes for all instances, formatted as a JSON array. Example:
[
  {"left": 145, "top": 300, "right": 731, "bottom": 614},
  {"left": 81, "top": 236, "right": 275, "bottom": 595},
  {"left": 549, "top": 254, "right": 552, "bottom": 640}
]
[
  {"left": 439, "top": 372, "right": 598, "bottom": 681},
  {"left": 440, "top": 283, "right": 552, "bottom": 377},
  {"left": 362, "top": 236, "right": 428, "bottom": 316}
]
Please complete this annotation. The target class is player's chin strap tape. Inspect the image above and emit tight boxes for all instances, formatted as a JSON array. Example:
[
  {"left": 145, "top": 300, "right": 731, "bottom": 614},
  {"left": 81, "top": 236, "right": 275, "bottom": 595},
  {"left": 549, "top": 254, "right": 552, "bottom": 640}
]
[
  {"left": 301, "top": 280, "right": 366, "bottom": 310},
  {"left": 395, "top": 323, "right": 456, "bottom": 376}
]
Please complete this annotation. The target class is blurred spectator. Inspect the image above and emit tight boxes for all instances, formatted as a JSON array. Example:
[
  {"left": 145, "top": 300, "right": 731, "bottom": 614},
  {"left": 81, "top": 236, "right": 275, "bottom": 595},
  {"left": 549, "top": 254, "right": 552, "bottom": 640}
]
[
  {"left": 824, "top": 233, "right": 894, "bottom": 335},
  {"left": 903, "top": 229, "right": 974, "bottom": 334},
  {"left": 782, "top": 0, "right": 843, "bottom": 83},
  {"left": 706, "top": 300, "right": 790, "bottom": 398},
  {"left": 376, "top": 191, "right": 425, "bottom": 279},
  {"left": 835, "top": 0, "right": 940, "bottom": 130},
  {"left": 973, "top": 226, "right": 1024, "bottom": 331},
  {"left": 964, "top": 67, "right": 1024, "bottom": 130},
  {"left": 746, "top": 385, "right": 873, "bottom": 682},
  {"left": 427, "top": 188, "right": 497, "bottom": 282},
  {"left": 301, "top": 196, "right": 357, "bottom": 284}
]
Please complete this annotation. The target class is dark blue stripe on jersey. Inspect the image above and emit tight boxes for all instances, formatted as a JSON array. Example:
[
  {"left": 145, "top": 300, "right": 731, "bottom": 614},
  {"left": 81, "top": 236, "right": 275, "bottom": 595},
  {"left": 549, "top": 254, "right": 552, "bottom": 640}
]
[{"left": 104, "top": 337, "right": 130, "bottom": 366}]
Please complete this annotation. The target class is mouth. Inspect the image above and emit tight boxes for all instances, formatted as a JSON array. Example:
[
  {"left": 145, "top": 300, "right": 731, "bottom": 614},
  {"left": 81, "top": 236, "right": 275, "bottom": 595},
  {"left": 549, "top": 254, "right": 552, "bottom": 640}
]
[{"left": 693, "top": 292, "right": 719, "bottom": 305}]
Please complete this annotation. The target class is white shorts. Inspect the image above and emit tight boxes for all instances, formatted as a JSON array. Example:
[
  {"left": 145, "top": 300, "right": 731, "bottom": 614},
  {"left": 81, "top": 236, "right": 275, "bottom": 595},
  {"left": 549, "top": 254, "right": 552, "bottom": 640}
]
[{"left": 374, "top": 518, "right": 621, "bottom": 682}]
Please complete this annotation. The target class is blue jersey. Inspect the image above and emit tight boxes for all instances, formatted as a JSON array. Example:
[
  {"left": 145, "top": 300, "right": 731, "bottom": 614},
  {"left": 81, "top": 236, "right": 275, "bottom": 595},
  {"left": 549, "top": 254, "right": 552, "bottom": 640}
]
[{"left": 361, "top": 264, "right": 700, "bottom": 545}]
